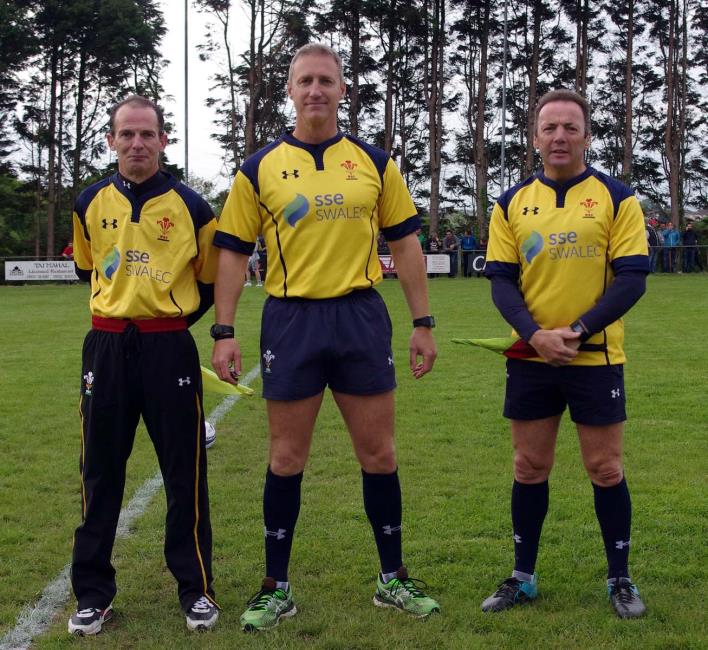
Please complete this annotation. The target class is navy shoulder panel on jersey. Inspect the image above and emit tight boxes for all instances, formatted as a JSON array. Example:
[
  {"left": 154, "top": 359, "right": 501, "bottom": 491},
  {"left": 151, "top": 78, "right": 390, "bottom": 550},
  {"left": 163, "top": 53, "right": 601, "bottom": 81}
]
[
  {"left": 495, "top": 174, "right": 537, "bottom": 220},
  {"left": 240, "top": 138, "right": 285, "bottom": 195},
  {"left": 173, "top": 181, "right": 215, "bottom": 227},
  {"left": 589, "top": 168, "right": 635, "bottom": 218},
  {"left": 213, "top": 231, "right": 255, "bottom": 256},
  {"left": 344, "top": 134, "right": 389, "bottom": 182},
  {"left": 74, "top": 176, "right": 113, "bottom": 225}
]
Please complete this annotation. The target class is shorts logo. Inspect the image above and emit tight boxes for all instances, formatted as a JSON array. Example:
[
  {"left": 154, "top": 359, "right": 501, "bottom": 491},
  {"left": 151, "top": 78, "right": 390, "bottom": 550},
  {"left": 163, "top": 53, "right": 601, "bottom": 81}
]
[
  {"left": 611, "top": 388, "right": 621, "bottom": 399},
  {"left": 101, "top": 246, "right": 121, "bottom": 280},
  {"left": 83, "top": 371, "right": 94, "bottom": 396},
  {"left": 521, "top": 231, "right": 543, "bottom": 263},
  {"left": 340, "top": 159, "right": 358, "bottom": 180},
  {"left": 284, "top": 194, "right": 309, "bottom": 228},
  {"left": 262, "top": 349, "right": 275, "bottom": 373},
  {"left": 157, "top": 216, "right": 174, "bottom": 241},
  {"left": 102, "top": 218, "right": 118, "bottom": 229},
  {"left": 387, "top": 356, "right": 394, "bottom": 366},
  {"left": 178, "top": 377, "right": 191, "bottom": 386},
  {"left": 581, "top": 198, "right": 598, "bottom": 219}
]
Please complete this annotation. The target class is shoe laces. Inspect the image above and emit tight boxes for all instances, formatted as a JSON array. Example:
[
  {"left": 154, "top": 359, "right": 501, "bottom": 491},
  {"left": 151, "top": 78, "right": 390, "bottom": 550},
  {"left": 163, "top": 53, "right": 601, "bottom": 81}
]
[
  {"left": 611, "top": 581, "right": 636, "bottom": 603},
  {"left": 246, "top": 586, "right": 286, "bottom": 610},
  {"left": 388, "top": 576, "right": 430, "bottom": 599},
  {"left": 190, "top": 596, "right": 212, "bottom": 613},
  {"left": 494, "top": 577, "right": 522, "bottom": 597}
]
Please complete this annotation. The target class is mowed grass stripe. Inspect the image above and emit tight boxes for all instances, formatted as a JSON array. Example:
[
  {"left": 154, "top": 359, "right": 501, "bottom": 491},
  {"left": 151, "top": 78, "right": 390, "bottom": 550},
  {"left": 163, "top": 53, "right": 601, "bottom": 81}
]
[{"left": 0, "top": 276, "right": 706, "bottom": 648}]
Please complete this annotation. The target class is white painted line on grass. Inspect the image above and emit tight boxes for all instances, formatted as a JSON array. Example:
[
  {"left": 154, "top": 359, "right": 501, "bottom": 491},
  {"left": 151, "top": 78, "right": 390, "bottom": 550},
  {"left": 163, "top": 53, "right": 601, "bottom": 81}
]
[{"left": 0, "top": 364, "right": 260, "bottom": 650}]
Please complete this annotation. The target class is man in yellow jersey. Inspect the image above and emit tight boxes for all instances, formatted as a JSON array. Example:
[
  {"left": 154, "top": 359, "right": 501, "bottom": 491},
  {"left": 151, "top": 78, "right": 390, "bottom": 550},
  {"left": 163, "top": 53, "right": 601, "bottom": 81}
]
[
  {"left": 211, "top": 43, "right": 440, "bottom": 631},
  {"left": 69, "top": 96, "right": 219, "bottom": 634},
  {"left": 481, "top": 90, "right": 649, "bottom": 619}
]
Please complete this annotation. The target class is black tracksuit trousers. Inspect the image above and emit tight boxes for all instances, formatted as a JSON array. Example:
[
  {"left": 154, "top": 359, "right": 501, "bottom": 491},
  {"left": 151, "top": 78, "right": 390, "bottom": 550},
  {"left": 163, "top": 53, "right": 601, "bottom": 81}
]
[{"left": 71, "top": 324, "right": 214, "bottom": 613}]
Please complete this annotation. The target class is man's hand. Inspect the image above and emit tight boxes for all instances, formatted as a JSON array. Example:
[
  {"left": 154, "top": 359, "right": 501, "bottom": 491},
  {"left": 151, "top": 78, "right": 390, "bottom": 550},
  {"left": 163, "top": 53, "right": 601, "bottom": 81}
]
[
  {"left": 212, "top": 338, "right": 242, "bottom": 385},
  {"left": 409, "top": 328, "right": 437, "bottom": 378},
  {"left": 529, "top": 327, "right": 581, "bottom": 366}
]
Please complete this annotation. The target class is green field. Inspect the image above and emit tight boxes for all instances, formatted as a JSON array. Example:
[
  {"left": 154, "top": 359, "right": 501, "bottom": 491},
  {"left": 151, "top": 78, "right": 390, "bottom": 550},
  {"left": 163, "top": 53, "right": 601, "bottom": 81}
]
[{"left": 0, "top": 276, "right": 706, "bottom": 649}]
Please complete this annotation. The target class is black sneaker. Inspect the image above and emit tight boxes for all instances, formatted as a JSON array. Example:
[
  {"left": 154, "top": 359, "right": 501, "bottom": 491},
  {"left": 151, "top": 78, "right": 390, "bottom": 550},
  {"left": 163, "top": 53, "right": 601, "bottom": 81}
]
[
  {"left": 67, "top": 605, "right": 112, "bottom": 635},
  {"left": 608, "top": 578, "right": 646, "bottom": 619},
  {"left": 481, "top": 575, "right": 538, "bottom": 612},
  {"left": 186, "top": 596, "right": 219, "bottom": 631}
]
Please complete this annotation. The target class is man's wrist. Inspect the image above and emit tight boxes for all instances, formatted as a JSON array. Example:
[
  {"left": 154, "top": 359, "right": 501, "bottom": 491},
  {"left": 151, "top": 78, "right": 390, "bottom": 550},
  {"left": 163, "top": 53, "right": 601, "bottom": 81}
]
[
  {"left": 569, "top": 318, "right": 591, "bottom": 342},
  {"left": 412, "top": 315, "right": 436, "bottom": 329},
  {"left": 210, "top": 323, "right": 235, "bottom": 340}
]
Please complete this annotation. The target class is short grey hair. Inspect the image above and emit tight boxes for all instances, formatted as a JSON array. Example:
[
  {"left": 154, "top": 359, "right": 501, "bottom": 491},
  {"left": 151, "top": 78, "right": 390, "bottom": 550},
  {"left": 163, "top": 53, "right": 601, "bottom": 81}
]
[{"left": 288, "top": 43, "right": 344, "bottom": 84}]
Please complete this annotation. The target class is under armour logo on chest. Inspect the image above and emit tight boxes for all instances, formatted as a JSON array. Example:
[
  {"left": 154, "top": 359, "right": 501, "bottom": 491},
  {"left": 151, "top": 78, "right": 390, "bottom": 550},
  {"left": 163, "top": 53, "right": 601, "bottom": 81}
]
[
  {"left": 281, "top": 169, "right": 299, "bottom": 179},
  {"left": 102, "top": 218, "right": 118, "bottom": 229},
  {"left": 522, "top": 206, "right": 539, "bottom": 216}
]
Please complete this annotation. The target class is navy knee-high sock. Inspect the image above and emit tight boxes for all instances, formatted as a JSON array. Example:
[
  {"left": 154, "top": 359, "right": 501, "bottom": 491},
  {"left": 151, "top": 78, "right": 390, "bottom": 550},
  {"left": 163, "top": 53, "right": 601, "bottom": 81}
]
[
  {"left": 593, "top": 478, "right": 632, "bottom": 580},
  {"left": 263, "top": 466, "right": 302, "bottom": 582},
  {"left": 362, "top": 469, "right": 403, "bottom": 574},
  {"left": 511, "top": 480, "right": 549, "bottom": 576}
]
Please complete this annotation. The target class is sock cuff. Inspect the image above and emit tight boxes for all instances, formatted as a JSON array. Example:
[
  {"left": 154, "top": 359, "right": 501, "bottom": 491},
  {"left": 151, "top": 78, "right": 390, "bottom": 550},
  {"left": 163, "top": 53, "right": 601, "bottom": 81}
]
[
  {"left": 592, "top": 476, "right": 627, "bottom": 492},
  {"left": 513, "top": 479, "right": 549, "bottom": 491},
  {"left": 361, "top": 468, "right": 399, "bottom": 481},
  {"left": 266, "top": 466, "right": 303, "bottom": 486}
]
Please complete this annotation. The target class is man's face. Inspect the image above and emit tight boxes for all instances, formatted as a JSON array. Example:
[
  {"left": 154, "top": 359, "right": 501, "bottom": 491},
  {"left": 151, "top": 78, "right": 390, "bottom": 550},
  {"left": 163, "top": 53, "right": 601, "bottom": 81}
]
[
  {"left": 288, "top": 53, "right": 345, "bottom": 134},
  {"left": 534, "top": 100, "right": 590, "bottom": 181},
  {"left": 107, "top": 103, "right": 167, "bottom": 183}
]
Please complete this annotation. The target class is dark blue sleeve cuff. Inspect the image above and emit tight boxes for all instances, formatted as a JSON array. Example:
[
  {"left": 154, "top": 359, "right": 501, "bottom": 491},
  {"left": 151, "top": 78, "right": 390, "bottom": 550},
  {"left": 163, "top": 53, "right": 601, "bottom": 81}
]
[{"left": 213, "top": 231, "right": 255, "bottom": 255}]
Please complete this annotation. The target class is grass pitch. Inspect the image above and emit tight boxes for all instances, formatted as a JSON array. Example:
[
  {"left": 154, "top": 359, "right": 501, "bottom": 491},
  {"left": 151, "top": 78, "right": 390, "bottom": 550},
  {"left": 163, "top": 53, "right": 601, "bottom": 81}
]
[{"left": 0, "top": 275, "right": 706, "bottom": 649}]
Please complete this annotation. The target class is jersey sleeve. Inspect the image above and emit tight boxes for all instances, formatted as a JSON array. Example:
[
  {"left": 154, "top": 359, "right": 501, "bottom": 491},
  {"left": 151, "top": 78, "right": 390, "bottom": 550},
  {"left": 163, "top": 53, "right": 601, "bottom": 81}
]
[
  {"left": 378, "top": 159, "right": 417, "bottom": 230},
  {"left": 214, "top": 170, "right": 260, "bottom": 255},
  {"left": 608, "top": 194, "right": 649, "bottom": 271},
  {"left": 195, "top": 216, "right": 218, "bottom": 283},
  {"left": 485, "top": 201, "right": 520, "bottom": 275},
  {"left": 72, "top": 210, "right": 92, "bottom": 272}
]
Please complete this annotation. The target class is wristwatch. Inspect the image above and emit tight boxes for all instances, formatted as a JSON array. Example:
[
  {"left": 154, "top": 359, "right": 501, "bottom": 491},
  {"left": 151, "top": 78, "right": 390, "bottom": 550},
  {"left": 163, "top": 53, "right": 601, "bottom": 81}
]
[
  {"left": 412, "top": 315, "right": 436, "bottom": 329},
  {"left": 569, "top": 319, "right": 591, "bottom": 342},
  {"left": 210, "top": 324, "right": 235, "bottom": 340}
]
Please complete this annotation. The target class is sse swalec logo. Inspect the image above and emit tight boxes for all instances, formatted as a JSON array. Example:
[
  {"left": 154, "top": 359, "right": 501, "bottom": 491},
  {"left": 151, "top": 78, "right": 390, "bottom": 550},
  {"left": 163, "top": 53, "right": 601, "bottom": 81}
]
[
  {"left": 284, "top": 194, "right": 309, "bottom": 227},
  {"left": 101, "top": 247, "right": 121, "bottom": 279},
  {"left": 521, "top": 231, "right": 543, "bottom": 263}
]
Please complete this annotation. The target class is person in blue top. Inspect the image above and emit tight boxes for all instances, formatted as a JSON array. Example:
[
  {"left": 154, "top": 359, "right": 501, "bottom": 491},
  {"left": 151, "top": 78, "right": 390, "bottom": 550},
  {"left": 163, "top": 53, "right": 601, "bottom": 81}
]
[
  {"left": 460, "top": 228, "right": 477, "bottom": 277},
  {"left": 661, "top": 222, "right": 680, "bottom": 272}
]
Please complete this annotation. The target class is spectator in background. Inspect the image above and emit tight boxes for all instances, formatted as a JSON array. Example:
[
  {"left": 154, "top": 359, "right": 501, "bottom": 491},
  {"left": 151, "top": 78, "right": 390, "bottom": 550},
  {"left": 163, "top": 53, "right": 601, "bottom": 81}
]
[
  {"left": 257, "top": 234, "right": 268, "bottom": 281},
  {"left": 443, "top": 229, "right": 459, "bottom": 278},
  {"left": 244, "top": 238, "right": 263, "bottom": 287},
  {"left": 62, "top": 240, "right": 74, "bottom": 260},
  {"left": 645, "top": 219, "right": 660, "bottom": 273},
  {"left": 661, "top": 222, "right": 680, "bottom": 272},
  {"left": 416, "top": 227, "right": 427, "bottom": 251},
  {"left": 682, "top": 223, "right": 698, "bottom": 273},
  {"left": 460, "top": 229, "right": 477, "bottom": 277},
  {"left": 428, "top": 231, "right": 442, "bottom": 253}
]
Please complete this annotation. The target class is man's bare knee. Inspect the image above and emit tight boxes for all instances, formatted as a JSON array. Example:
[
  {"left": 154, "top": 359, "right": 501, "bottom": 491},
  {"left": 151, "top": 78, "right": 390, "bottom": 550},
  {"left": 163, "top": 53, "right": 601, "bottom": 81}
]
[
  {"left": 586, "top": 460, "right": 623, "bottom": 487},
  {"left": 514, "top": 452, "right": 552, "bottom": 483}
]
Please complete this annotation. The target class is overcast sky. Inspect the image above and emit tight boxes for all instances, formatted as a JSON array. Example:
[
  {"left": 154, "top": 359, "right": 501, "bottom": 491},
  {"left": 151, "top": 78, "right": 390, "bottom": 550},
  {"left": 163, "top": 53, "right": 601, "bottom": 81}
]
[{"left": 160, "top": 1, "right": 247, "bottom": 191}]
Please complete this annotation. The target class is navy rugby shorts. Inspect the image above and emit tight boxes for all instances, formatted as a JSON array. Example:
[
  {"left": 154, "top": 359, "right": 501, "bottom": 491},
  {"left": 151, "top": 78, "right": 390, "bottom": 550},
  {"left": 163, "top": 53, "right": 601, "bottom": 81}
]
[
  {"left": 260, "top": 288, "right": 397, "bottom": 400},
  {"left": 503, "top": 358, "right": 626, "bottom": 425}
]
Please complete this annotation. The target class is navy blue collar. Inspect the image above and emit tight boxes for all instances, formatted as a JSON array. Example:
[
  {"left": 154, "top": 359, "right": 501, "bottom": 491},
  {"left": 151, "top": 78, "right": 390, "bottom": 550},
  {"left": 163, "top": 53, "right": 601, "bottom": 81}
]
[{"left": 281, "top": 130, "right": 345, "bottom": 170}]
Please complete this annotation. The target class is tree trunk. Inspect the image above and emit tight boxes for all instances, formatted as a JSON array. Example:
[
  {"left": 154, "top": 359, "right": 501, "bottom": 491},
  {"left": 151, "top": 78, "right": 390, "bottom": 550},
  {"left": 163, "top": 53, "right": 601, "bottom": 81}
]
[
  {"left": 621, "top": 0, "right": 634, "bottom": 184},
  {"left": 45, "top": 42, "right": 59, "bottom": 257},
  {"left": 475, "top": 1, "right": 490, "bottom": 237},
  {"left": 383, "top": 0, "right": 395, "bottom": 154},
  {"left": 72, "top": 49, "right": 87, "bottom": 208},
  {"left": 524, "top": 0, "right": 541, "bottom": 177},
  {"left": 427, "top": 0, "right": 444, "bottom": 236},
  {"left": 574, "top": 0, "right": 588, "bottom": 96},
  {"left": 664, "top": 0, "right": 680, "bottom": 226},
  {"left": 349, "top": 3, "right": 360, "bottom": 137}
]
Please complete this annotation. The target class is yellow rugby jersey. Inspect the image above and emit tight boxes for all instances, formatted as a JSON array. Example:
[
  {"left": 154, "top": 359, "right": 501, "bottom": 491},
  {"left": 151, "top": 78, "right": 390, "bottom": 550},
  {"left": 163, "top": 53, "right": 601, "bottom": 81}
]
[
  {"left": 486, "top": 167, "right": 648, "bottom": 365},
  {"left": 72, "top": 172, "right": 217, "bottom": 319},
  {"left": 215, "top": 131, "right": 419, "bottom": 299}
]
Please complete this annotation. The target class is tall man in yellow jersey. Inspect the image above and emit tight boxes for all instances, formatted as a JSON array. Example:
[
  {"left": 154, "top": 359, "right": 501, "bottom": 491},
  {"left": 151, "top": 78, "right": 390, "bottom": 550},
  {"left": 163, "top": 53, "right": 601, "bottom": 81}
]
[
  {"left": 212, "top": 43, "right": 440, "bottom": 631},
  {"left": 481, "top": 90, "right": 649, "bottom": 619},
  {"left": 69, "top": 96, "right": 219, "bottom": 634}
]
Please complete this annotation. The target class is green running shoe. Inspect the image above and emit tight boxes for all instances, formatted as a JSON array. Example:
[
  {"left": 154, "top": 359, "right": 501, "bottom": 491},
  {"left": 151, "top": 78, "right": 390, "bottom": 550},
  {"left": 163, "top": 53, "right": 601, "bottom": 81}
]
[
  {"left": 240, "top": 577, "right": 297, "bottom": 632},
  {"left": 373, "top": 566, "right": 440, "bottom": 618}
]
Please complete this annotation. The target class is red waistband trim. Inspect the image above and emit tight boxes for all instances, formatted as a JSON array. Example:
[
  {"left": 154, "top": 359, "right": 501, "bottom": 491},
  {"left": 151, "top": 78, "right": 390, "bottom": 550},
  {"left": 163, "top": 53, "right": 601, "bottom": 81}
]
[{"left": 92, "top": 315, "right": 188, "bottom": 333}]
